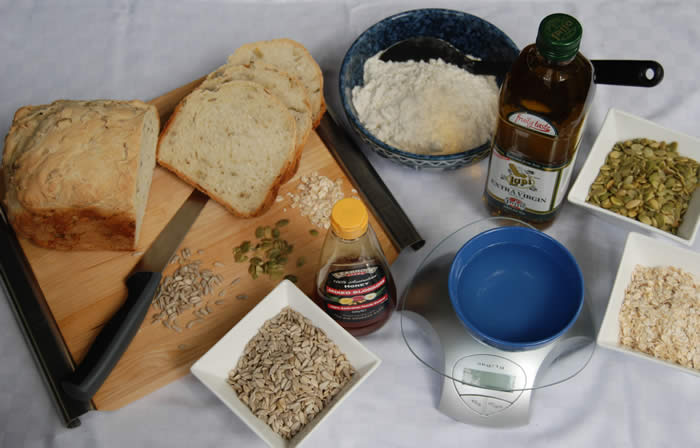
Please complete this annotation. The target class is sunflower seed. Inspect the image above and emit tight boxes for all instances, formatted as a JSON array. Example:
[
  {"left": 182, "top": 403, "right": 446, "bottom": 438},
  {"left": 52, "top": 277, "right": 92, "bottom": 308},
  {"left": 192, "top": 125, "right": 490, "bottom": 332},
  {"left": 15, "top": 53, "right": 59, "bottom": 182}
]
[
  {"left": 151, "top": 256, "right": 223, "bottom": 332},
  {"left": 186, "top": 319, "right": 203, "bottom": 329},
  {"left": 228, "top": 308, "right": 355, "bottom": 440}
]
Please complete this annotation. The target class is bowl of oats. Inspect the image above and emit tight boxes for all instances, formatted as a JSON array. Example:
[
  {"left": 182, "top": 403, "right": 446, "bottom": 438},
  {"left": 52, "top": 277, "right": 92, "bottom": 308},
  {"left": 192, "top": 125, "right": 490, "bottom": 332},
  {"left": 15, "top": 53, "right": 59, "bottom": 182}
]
[
  {"left": 190, "top": 280, "right": 381, "bottom": 447},
  {"left": 339, "top": 8, "right": 519, "bottom": 170},
  {"left": 597, "top": 232, "right": 700, "bottom": 377},
  {"left": 568, "top": 108, "right": 700, "bottom": 246}
]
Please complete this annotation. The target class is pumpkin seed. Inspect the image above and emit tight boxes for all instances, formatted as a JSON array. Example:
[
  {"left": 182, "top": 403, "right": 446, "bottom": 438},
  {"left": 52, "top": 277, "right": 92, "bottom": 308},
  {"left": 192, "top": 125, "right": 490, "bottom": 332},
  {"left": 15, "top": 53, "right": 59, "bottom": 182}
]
[{"left": 585, "top": 138, "right": 698, "bottom": 235}]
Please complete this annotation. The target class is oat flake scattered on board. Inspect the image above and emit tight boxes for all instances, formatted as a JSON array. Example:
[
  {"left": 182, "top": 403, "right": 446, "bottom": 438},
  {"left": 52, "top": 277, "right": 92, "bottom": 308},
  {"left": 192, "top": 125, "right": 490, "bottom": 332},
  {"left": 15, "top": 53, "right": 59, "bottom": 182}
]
[
  {"left": 286, "top": 171, "right": 344, "bottom": 229},
  {"left": 228, "top": 307, "right": 355, "bottom": 440},
  {"left": 619, "top": 265, "right": 699, "bottom": 370}
]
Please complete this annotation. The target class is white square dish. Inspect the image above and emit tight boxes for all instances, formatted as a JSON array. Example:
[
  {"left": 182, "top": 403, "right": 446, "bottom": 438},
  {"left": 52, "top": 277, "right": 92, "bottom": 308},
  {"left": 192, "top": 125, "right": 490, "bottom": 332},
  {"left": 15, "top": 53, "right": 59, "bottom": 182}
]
[
  {"left": 597, "top": 232, "right": 700, "bottom": 377},
  {"left": 190, "top": 280, "right": 382, "bottom": 447},
  {"left": 568, "top": 108, "right": 700, "bottom": 246}
]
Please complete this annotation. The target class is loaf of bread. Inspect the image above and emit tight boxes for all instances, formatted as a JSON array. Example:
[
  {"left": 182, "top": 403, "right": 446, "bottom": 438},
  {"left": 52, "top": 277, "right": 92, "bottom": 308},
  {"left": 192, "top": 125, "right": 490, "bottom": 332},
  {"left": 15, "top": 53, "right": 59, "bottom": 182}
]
[
  {"left": 1, "top": 99, "right": 159, "bottom": 250},
  {"left": 200, "top": 62, "right": 312, "bottom": 181},
  {"left": 157, "top": 80, "right": 296, "bottom": 218},
  {"left": 227, "top": 38, "right": 326, "bottom": 127}
]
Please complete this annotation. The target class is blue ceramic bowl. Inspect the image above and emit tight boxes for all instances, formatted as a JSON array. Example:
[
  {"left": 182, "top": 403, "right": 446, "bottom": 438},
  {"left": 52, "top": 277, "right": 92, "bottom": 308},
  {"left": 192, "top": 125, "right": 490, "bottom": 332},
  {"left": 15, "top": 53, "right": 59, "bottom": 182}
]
[
  {"left": 448, "top": 227, "right": 584, "bottom": 351},
  {"left": 339, "top": 8, "right": 519, "bottom": 170}
]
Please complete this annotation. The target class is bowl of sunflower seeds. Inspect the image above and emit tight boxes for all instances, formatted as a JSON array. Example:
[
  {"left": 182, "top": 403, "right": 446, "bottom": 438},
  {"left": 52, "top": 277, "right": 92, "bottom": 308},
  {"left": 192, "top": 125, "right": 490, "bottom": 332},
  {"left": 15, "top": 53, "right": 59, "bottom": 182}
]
[{"left": 190, "top": 279, "right": 381, "bottom": 447}]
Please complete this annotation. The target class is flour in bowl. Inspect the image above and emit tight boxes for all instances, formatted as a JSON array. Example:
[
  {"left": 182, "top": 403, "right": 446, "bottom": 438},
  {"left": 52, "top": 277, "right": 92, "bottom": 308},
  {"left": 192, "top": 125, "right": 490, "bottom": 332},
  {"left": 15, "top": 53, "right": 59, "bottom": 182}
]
[{"left": 351, "top": 54, "right": 500, "bottom": 156}]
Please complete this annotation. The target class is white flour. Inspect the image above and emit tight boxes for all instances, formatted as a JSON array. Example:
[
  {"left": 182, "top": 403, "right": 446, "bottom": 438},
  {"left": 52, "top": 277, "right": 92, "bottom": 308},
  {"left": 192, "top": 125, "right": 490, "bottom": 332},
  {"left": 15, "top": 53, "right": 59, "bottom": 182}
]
[{"left": 352, "top": 55, "right": 500, "bottom": 155}]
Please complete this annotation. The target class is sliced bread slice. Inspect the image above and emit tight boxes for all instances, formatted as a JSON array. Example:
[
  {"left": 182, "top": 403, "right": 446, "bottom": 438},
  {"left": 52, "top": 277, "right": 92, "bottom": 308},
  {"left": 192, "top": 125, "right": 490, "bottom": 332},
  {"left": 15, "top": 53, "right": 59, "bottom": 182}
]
[
  {"left": 157, "top": 80, "right": 296, "bottom": 218},
  {"left": 227, "top": 38, "right": 325, "bottom": 127},
  {"left": 200, "top": 62, "right": 312, "bottom": 181}
]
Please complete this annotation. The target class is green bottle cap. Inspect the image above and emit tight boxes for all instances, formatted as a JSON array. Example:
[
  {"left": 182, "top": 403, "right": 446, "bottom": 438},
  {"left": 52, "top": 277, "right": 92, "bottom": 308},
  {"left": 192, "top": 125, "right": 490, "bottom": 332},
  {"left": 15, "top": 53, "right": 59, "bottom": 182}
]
[{"left": 535, "top": 13, "right": 583, "bottom": 62}]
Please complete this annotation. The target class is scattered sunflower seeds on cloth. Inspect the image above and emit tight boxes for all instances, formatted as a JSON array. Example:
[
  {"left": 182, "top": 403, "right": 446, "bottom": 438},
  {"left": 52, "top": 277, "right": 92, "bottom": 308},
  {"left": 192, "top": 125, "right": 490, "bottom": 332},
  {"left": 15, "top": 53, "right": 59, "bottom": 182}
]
[{"left": 228, "top": 307, "right": 355, "bottom": 440}]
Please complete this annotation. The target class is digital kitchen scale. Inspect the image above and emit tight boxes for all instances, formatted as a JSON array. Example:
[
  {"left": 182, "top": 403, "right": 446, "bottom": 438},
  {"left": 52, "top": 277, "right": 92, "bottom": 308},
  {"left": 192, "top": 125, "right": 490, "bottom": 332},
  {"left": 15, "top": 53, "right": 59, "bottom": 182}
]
[{"left": 400, "top": 217, "right": 596, "bottom": 427}]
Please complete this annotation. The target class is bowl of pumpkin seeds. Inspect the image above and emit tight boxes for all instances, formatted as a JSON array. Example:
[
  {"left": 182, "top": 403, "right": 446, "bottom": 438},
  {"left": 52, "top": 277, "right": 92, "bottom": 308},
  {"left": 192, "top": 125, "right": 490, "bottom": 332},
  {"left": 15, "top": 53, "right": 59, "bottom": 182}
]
[{"left": 568, "top": 108, "right": 700, "bottom": 246}]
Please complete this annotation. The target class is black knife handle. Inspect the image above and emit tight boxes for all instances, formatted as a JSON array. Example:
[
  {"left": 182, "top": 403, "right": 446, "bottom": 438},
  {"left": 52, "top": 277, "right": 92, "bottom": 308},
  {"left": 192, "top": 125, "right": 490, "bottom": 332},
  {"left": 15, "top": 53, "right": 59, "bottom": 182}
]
[
  {"left": 62, "top": 270, "right": 161, "bottom": 402},
  {"left": 591, "top": 59, "right": 664, "bottom": 87}
]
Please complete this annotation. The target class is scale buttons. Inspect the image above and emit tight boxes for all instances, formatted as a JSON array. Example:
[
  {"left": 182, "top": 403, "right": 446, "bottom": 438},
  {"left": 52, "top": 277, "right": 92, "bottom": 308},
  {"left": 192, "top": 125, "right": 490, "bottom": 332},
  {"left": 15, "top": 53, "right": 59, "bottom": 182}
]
[
  {"left": 461, "top": 395, "right": 513, "bottom": 416},
  {"left": 484, "top": 398, "right": 511, "bottom": 415},
  {"left": 462, "top": 395, "right": 487, "bottom": 415}
]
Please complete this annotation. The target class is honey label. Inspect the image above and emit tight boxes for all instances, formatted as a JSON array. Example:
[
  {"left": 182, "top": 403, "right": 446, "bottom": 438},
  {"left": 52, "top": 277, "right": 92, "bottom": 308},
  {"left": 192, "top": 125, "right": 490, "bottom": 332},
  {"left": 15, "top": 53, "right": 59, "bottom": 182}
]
[
  {"left": 320, "top": 265, "right": 391, "bottom": 323},
  {"left": 485, "top": 143, "right": 575, "bottom": 214},
  {"left": 507, "top": 111, "right": 558, "bottom": 137}
]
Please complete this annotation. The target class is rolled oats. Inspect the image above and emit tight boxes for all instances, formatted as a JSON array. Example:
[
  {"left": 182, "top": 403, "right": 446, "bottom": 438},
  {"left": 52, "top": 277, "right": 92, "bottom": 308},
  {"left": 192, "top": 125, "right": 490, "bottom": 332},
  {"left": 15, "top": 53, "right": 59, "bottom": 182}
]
[
  {"left": 619, "top": 265, "right": 699, "bottom": 370},
  {"left": 286, "top": 172, "right": 344, "bottom": 229}
]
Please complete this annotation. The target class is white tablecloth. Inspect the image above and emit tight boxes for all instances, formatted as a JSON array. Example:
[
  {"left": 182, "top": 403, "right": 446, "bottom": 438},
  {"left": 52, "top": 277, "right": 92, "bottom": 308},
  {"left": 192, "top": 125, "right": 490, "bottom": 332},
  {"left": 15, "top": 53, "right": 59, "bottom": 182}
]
[{"left": 1, "top": 1, "right": 699, "bottom": 446}]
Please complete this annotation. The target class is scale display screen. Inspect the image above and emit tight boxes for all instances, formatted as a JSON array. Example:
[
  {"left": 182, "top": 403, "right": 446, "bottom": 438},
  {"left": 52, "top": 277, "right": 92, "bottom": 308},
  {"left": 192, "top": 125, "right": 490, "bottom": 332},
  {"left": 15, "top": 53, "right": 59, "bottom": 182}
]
[{"left": 463, "top": 368, "right": 515, "bottom": 391}]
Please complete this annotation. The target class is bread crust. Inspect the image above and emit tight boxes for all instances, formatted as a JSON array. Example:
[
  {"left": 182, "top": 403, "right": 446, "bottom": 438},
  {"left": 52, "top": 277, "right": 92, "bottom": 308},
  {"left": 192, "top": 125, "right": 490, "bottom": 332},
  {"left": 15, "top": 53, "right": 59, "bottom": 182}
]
[
  {"left": 227, "top": 38, "right": 326, "bottom": 128},
  {"left": 8, "top": 206, "right": 137, "bottom": 250},
  {"left": 157, "top": 156, "right": 284, "bottom": 218},
  {"left": 1, "top": 100, "right": 158, "bottom": 251}
]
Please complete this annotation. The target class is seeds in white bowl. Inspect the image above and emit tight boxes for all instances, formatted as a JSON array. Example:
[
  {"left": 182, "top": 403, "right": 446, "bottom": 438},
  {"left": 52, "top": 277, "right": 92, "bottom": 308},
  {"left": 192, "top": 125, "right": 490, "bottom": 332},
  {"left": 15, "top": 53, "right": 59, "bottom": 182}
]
[
  {"left": 619, "top": 265, "right": 699, "bottom": 370},
  {"left": 227, "top": 307, "right": 355, "bottom": 440}
]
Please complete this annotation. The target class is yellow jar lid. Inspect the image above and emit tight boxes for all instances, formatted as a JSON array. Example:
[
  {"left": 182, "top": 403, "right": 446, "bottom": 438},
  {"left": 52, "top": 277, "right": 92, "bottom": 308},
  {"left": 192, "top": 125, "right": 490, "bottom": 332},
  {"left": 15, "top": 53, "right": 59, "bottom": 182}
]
[{"left": 331, "top": 198, "right": 368, "bottom": 240}]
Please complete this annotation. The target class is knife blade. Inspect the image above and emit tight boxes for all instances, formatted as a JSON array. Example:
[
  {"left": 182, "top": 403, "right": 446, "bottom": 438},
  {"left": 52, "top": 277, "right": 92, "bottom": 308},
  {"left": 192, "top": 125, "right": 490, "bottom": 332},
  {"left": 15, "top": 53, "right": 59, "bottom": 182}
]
[{"left": 62, "top": 188, "right": 209, "bottom": 401}]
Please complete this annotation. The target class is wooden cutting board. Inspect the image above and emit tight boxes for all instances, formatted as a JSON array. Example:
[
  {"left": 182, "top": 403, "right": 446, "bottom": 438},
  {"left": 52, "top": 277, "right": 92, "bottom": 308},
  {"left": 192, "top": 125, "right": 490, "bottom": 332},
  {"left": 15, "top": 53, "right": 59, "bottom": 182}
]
[{"left": 17, "top": 78, "right": 399, "bottom": 411}]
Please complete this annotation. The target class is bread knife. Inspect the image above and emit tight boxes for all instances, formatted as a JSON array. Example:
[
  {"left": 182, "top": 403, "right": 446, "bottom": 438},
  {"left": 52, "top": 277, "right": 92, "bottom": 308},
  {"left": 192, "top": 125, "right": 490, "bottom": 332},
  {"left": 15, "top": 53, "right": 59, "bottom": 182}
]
[{"left": 62, "top": 188, "right": 208, "bottom": 402}]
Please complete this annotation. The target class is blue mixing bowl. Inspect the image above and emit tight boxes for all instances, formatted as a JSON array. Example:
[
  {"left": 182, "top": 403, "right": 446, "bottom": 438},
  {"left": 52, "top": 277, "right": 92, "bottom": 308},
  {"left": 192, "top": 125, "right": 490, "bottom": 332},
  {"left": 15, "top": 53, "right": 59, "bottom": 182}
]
[
  {"left": 448, "top": 227, "right": 584, "bottom": 351},
  {"left": 339, "top": 8, "right": 519, "bottom": 170}
]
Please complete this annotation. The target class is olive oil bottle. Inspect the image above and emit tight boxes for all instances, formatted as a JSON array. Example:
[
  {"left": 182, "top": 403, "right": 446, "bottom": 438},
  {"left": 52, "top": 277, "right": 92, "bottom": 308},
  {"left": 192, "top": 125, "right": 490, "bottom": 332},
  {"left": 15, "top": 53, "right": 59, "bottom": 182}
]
[{"left": 484, "top": 13, "right": 594, "bottom": 225}]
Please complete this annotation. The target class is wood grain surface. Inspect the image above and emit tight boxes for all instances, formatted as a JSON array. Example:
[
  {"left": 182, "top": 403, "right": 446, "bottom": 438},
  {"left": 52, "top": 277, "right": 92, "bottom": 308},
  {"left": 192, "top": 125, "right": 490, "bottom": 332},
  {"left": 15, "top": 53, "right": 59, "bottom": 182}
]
[{"left": 17, "top": 79, "right": 399, "bottom": 411}]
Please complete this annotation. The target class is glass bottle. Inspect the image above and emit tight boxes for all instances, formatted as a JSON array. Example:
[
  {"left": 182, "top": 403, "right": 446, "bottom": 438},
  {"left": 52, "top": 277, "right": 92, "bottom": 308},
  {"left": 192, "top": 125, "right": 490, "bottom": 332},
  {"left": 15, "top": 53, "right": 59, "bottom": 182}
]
[
  {"left": 484, "top": 13, "right": 595, "bottom": 226},
  {"left": 314, "top": 198, "right": 396, "bottom": 336}
]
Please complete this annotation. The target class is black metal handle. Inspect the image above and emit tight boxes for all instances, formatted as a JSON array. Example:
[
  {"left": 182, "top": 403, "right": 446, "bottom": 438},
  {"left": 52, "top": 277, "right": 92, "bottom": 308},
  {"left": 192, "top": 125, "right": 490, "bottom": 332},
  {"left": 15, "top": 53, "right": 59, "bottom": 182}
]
[
  {"left": 61, "top": 270, "right": 161, "bottom": 402},
  {"left": 317, "top": 114, "right": 425, "bottom": 252},
  {"left": 591, "top": 59, "right": 664, "bottom": 87},
  {"left": 0, "top": 206, "right": 92, "bottom": 427}
]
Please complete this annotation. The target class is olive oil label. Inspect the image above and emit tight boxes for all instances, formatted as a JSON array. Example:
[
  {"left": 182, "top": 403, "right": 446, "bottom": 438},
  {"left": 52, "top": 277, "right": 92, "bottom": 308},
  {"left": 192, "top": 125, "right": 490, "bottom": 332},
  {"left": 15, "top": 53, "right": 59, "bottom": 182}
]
[
  {"left": 507, "top": 111, "right": 558, "bottom": 137},
  {"left": 321, "top": 265, "right": 391, "bottom": 323},
  {"left": 486, "top": 144, "right": 575, "bottom": 214}
]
